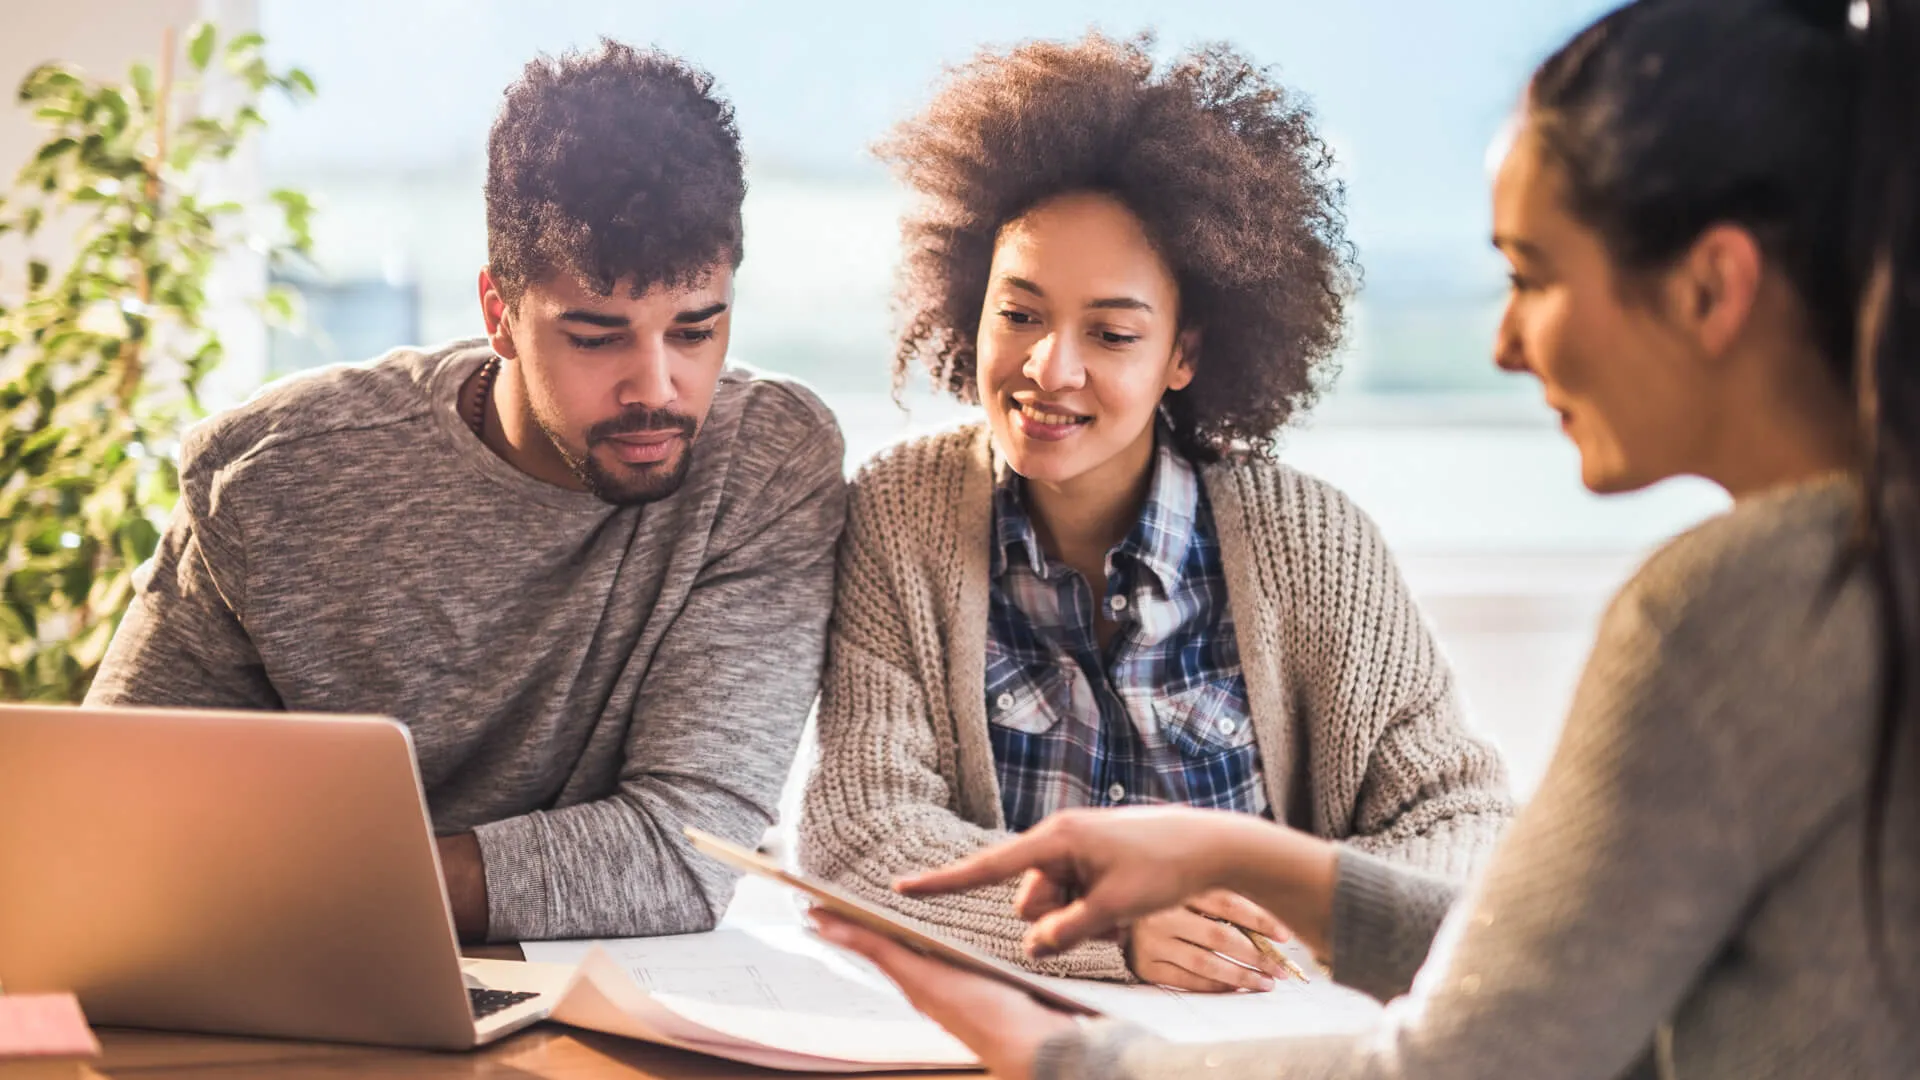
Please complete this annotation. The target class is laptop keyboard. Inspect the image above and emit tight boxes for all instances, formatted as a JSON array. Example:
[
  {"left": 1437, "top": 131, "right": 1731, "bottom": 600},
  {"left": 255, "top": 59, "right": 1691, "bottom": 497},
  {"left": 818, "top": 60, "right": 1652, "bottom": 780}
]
[{"left": 470, "top": 988, "right": 540, "bottom": 1020}]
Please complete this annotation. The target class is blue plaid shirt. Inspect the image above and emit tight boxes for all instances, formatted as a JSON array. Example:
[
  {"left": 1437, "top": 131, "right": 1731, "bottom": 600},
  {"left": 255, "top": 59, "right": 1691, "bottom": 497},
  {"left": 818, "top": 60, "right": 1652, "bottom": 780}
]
[{"left": 986, "top": 439, "right": 1268, "bottom": 833}]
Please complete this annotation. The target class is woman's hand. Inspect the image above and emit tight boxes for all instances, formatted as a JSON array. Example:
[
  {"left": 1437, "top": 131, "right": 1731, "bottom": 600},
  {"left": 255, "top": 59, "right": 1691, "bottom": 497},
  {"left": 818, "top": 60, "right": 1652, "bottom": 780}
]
[
  {"left": 809, "top": 911, "right": 1077, "bottom": 1080},
  {"left": 896, "top": 805, "right": 1338, "bottom": 961},
  {"left": 1124, "top": 890, "right": 1291, "bottom": 992}
]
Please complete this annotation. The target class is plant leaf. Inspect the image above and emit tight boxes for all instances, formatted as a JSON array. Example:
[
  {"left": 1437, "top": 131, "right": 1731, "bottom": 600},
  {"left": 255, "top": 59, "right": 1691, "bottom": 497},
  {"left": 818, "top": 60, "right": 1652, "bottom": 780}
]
[
  {"left": 225, "top": 32, "right": 266, "bottom": 58},
  {"left": 19, "top": 66, "right": 82, "bottom": 103},
  {"left": 261, "top": 285, "right": 297, "bottom": 325},
  {"left": 129, "top": 63, "right": 155, "bottom": 109},
  {"left": 94, "top": 89, "right": 130, "bottom": 137},
  {"left": 187, "top": 23, "right": 217, "bottom": 72},
  {"left": 34, "top": 137, "right": 77, "bottom": 162}
]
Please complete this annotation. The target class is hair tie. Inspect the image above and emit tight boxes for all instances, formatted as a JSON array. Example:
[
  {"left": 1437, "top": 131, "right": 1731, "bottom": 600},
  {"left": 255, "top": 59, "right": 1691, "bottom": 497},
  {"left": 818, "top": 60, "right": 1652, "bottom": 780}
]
[{"left": 1781, "top": 0, "right": 1869, "bottom": 33}]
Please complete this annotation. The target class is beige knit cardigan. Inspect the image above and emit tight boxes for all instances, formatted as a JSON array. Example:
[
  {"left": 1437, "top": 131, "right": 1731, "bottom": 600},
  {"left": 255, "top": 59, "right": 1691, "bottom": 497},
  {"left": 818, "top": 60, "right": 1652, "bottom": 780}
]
[{"left": 797, "top": 424, "right": 1513, "bottom": 980}]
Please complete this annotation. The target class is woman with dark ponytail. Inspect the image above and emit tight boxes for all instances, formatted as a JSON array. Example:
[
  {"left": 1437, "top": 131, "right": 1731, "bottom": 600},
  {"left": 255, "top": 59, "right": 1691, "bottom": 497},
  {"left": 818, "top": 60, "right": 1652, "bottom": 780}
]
[{"left": 805, "top": 2, "right": 1920, "bottom": 1077}]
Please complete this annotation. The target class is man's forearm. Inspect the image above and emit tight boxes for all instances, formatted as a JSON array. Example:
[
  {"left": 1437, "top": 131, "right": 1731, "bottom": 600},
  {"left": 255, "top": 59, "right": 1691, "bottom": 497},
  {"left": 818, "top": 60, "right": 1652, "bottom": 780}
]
[{"left": 437, "top": 832, "right": 489, "bottom": 942}]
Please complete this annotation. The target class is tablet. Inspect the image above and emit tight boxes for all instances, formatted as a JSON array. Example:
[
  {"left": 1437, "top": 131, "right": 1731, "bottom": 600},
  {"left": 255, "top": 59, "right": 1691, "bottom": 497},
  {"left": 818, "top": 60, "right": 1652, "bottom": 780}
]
[{"left": 683, "top": 827, "right": 1101, "bottom": 1017}]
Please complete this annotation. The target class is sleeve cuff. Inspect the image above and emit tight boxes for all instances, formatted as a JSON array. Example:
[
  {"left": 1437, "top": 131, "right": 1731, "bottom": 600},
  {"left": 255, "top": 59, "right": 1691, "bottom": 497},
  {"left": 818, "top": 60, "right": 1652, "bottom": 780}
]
[
  {"left": 472, "top": 814, "right": 553, "bottom": 942},
  {"left": 1032, "top": 1020, "right": 1152, "bottom": 1080},
  {"left": 1330, "top": 845, "right": 1461, "bottom": 1002}
]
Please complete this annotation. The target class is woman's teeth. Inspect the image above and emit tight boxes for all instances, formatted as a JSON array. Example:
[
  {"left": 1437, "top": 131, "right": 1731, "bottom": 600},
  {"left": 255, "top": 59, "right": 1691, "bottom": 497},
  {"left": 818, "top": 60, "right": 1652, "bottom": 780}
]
[{"left": 1017, "top": 401, "right": 1088, "bottom": 425}]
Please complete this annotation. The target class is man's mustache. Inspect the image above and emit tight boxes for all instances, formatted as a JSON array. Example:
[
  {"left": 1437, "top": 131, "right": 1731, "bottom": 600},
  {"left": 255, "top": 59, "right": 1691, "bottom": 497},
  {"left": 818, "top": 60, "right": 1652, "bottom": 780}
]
[{"left": 587, "top": 408, "right": 698, "bottom": 443}]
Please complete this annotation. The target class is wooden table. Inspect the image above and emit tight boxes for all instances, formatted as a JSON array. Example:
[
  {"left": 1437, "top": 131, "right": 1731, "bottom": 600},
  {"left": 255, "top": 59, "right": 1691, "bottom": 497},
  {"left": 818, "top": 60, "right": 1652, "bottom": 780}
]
[{"left": 92, "top": 945, "right": 981, "bottom": 1079}]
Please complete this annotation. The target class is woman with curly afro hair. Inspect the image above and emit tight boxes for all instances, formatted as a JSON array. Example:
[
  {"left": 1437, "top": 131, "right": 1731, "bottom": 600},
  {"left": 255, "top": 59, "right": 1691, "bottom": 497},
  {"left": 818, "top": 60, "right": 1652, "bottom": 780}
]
[{"left": 798, "top": 33, "right": 1512, "bottom": 989}]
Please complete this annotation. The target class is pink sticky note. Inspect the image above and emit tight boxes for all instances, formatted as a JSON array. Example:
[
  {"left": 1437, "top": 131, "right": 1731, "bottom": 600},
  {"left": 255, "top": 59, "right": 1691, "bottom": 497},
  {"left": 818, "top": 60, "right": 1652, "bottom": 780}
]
[{"left": 0, "top": 995, "right": 99, "bottom": 1060}]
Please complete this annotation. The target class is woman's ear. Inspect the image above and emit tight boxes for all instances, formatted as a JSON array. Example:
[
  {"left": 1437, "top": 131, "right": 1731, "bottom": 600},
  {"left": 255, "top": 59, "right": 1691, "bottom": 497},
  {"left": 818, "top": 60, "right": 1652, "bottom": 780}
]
[
  {"left": 1168, "top": 328, "right": 1202, "bottom": 391},
  {"left": 1666, "top": 223, "right": 1763, "bottom": 365}
]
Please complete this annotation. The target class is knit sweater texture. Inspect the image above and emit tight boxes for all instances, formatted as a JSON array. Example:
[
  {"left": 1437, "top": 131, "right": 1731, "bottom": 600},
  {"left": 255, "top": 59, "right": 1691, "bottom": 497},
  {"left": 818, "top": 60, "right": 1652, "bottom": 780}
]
[
  {"left": 797, "top": 424, "right": 1514, "bottom": 979},
  {"left": 1035, "top": 475, "right": 1920, "bottom": 1080}
]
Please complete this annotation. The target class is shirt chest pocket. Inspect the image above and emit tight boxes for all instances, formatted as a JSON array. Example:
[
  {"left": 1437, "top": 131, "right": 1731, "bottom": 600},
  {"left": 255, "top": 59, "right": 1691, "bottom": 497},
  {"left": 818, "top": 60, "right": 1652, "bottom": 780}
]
[
  {"left": 984, "top": 649, "right": 1087, "bottom": 736},
  {"left": 1153, "top": 674, "right": 1254, "bottom": 758}
]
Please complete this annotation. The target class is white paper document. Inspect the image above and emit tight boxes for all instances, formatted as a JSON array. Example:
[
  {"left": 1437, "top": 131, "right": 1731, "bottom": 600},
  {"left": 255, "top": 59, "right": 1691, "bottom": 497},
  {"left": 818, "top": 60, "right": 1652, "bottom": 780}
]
[
  {"left": 527, "top": 926, "right": 976, "bottom": 1071},
  {"left": 520, "top": 925, "right": 1383, "bottom": 1072},
  {"left": 1035, "top": 969, "right": 1384, "bottom": 1043}
]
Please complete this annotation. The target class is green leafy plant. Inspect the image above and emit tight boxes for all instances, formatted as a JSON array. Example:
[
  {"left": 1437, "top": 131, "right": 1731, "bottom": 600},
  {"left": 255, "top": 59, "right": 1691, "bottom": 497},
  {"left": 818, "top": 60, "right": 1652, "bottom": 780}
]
[{"left": 0, "top": 23, "right": 316, "bottom": 701}]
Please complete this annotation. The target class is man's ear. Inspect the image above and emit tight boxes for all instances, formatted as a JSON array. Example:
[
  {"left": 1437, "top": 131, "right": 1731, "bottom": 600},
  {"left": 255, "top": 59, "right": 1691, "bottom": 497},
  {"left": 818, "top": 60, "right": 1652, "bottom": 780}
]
[
  {"left": 478, "top": 268, "right": 519, "bottom": 360},
  {"left": 1167, "top": 328, "right": 1201, "bottom": 392}
]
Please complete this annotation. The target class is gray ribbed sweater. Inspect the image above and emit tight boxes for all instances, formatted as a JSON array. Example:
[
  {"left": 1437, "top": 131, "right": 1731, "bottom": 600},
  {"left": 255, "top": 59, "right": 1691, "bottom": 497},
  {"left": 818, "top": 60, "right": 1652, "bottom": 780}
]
[
  {"left": 1038, "top": 475, "right": 1920, "bottom": 1079},
  {"left": 86, "top": 341, "right": 847, "bottom": 943},
  {"left": 797, "top": 424, "right": 1514, "bottom": 980}
]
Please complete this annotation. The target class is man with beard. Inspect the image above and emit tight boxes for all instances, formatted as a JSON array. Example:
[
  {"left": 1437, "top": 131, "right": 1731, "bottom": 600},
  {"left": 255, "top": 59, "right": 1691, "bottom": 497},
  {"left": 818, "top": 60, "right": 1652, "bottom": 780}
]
[{"left": 85, "top": 41, "right": 846, "bottom": 945}]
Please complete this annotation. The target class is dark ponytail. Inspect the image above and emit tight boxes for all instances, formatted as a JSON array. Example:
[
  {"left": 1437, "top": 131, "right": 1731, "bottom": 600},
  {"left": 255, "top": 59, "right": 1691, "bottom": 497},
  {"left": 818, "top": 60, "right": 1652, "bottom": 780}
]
[
  {"left": 1849, "top": 0, "right": 1920, "bottom": 981},
  {"left": 1524, "top": 0, "right": 1920, "bottom": 984}
]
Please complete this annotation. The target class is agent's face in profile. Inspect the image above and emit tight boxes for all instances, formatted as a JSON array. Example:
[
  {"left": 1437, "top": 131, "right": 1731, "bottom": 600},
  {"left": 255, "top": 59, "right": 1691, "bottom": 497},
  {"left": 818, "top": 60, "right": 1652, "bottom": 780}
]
[{"left": 1492, "top": 140, "right": 1710, "bottom": 495}]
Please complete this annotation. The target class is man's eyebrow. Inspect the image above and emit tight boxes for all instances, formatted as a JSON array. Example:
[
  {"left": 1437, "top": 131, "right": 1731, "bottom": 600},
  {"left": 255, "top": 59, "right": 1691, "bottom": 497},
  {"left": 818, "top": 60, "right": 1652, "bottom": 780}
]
[
  {"left": 675, "top": 302, "right": 729, "bottom": 324},
  {"left": 558, "top": 309, "right": 630, "bottom": 328}
]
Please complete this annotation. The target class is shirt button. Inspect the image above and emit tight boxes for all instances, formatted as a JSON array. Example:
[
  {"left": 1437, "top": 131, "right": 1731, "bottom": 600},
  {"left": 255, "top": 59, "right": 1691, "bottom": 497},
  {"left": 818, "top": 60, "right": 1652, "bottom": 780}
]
[
  {"left": 1217, "top": 718, "right": 1238, "bottom": 736},
  {"left": 1107, "top": 783, "right": 1126, "bottom": 802},
  {"left": 996, "top": 692, "right": 1015, "bottom": 710},
  {"left": 1108, "top": 594, "right": 1129, "bottom": 613}
]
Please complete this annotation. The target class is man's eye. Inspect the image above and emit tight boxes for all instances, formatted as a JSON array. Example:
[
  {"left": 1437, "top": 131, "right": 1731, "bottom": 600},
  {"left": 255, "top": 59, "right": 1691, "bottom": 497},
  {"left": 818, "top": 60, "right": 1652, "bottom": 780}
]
[
  {"left": 567, "top": 334, "right": 621, "bottom": 350},
  {"left": 674, "top": 328, "right": 718, "bottom": 343}
]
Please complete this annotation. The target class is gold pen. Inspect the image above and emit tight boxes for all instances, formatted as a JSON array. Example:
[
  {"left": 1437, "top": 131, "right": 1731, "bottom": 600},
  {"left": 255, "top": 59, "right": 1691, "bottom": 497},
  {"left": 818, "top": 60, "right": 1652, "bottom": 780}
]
[{"left": 1232, "top": 923, "right": 1309, "bottom": 983}]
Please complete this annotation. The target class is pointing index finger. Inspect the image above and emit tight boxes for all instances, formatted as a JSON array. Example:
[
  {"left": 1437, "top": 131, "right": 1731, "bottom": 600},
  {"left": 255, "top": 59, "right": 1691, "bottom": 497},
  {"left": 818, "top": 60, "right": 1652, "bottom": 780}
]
[{"left": 894, "top": 830, "right": 1061, "bottom": 896}]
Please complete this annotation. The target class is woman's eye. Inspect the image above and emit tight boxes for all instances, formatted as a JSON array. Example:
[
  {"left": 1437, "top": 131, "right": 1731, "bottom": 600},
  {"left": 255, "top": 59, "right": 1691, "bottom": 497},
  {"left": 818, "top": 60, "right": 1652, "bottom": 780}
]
[
  {"left": 1506, "top": 272, "right": 1535, "bottom": 293},
  {"left": 997, "top": 309, "right": 1038, "bottom": 326},
  {"left": 1098, "top": 330, "right": 1142, "bottom": 345}
]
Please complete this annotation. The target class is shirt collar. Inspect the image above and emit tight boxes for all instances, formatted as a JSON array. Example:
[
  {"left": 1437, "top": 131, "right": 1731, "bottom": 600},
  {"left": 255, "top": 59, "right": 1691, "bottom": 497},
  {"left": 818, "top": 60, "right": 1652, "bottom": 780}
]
[
  {"left": 1117, "top": 438, "right": 1199, "bottom": 595},
  {"left": 991, "top": 460, "right": 1051, "bottom": 580},
  {"left": 989, "top": 431, "right": 1199, "bottom": 594}
]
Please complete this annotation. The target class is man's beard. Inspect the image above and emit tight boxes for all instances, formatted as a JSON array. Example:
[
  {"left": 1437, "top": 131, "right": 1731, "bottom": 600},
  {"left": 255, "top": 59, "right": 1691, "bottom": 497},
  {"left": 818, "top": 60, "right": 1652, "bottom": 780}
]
[{"left": 537, "top": 406, "right": 700, "bottom": 507}]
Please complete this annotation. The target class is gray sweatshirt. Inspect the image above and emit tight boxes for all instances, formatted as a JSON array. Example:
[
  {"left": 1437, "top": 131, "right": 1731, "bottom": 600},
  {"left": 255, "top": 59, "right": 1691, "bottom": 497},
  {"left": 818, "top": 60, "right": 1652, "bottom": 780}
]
[
  {"left": 1038, "top": 475, "right": 1919, "bottom": 1079},
  {"left": 86, "top": 340, "right": 847, "bottom": 943}
]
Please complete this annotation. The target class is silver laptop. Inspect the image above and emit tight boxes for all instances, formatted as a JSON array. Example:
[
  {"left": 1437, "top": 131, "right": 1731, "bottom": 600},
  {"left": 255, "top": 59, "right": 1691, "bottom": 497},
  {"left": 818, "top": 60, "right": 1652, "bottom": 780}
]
[{"left": 0, "top": 704, "right": 563, "bottom": 1050}]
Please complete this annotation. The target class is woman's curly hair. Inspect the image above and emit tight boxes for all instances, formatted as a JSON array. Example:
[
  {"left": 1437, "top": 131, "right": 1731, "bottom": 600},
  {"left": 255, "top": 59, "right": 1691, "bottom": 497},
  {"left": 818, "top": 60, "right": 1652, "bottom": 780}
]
[
  {"left": 486, "top": 40, "right": 745, "bottom": 306},
  {"left": 881, "top": 33, "right": 1355, "bottom": 461}
]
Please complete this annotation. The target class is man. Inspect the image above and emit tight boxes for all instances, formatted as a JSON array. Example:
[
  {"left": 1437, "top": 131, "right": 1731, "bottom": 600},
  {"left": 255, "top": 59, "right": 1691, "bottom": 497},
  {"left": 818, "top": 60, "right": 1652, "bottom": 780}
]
[{"left": 85, "top": 42, "right": 847, "bottom": 944}]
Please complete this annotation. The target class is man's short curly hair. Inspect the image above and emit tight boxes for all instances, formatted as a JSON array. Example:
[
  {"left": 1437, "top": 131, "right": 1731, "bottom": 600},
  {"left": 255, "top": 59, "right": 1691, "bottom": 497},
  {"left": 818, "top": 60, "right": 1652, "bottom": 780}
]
[
  {"left": 486, "top": 40, "right": 745, "bottom": 306},
  {"left": 881, "top": 33, "right": 1354, "bottom": 461}
]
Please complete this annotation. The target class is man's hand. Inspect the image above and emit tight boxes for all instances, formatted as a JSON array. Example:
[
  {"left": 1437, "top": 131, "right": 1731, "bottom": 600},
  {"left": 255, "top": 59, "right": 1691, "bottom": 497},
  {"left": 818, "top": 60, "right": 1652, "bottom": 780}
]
[
  {"left": 1124, "top": 890, "right": 1291, "bottom": 992},
  {"left": 437, "top": 832, "right": 490, "bottom": 942}
]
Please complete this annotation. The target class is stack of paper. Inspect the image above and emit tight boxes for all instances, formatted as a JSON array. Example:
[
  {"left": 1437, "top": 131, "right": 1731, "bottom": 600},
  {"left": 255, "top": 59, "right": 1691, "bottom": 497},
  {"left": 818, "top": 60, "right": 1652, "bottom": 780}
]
[{"left": 518, "top": 925, "right": 1382, "bottom": 1072}]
